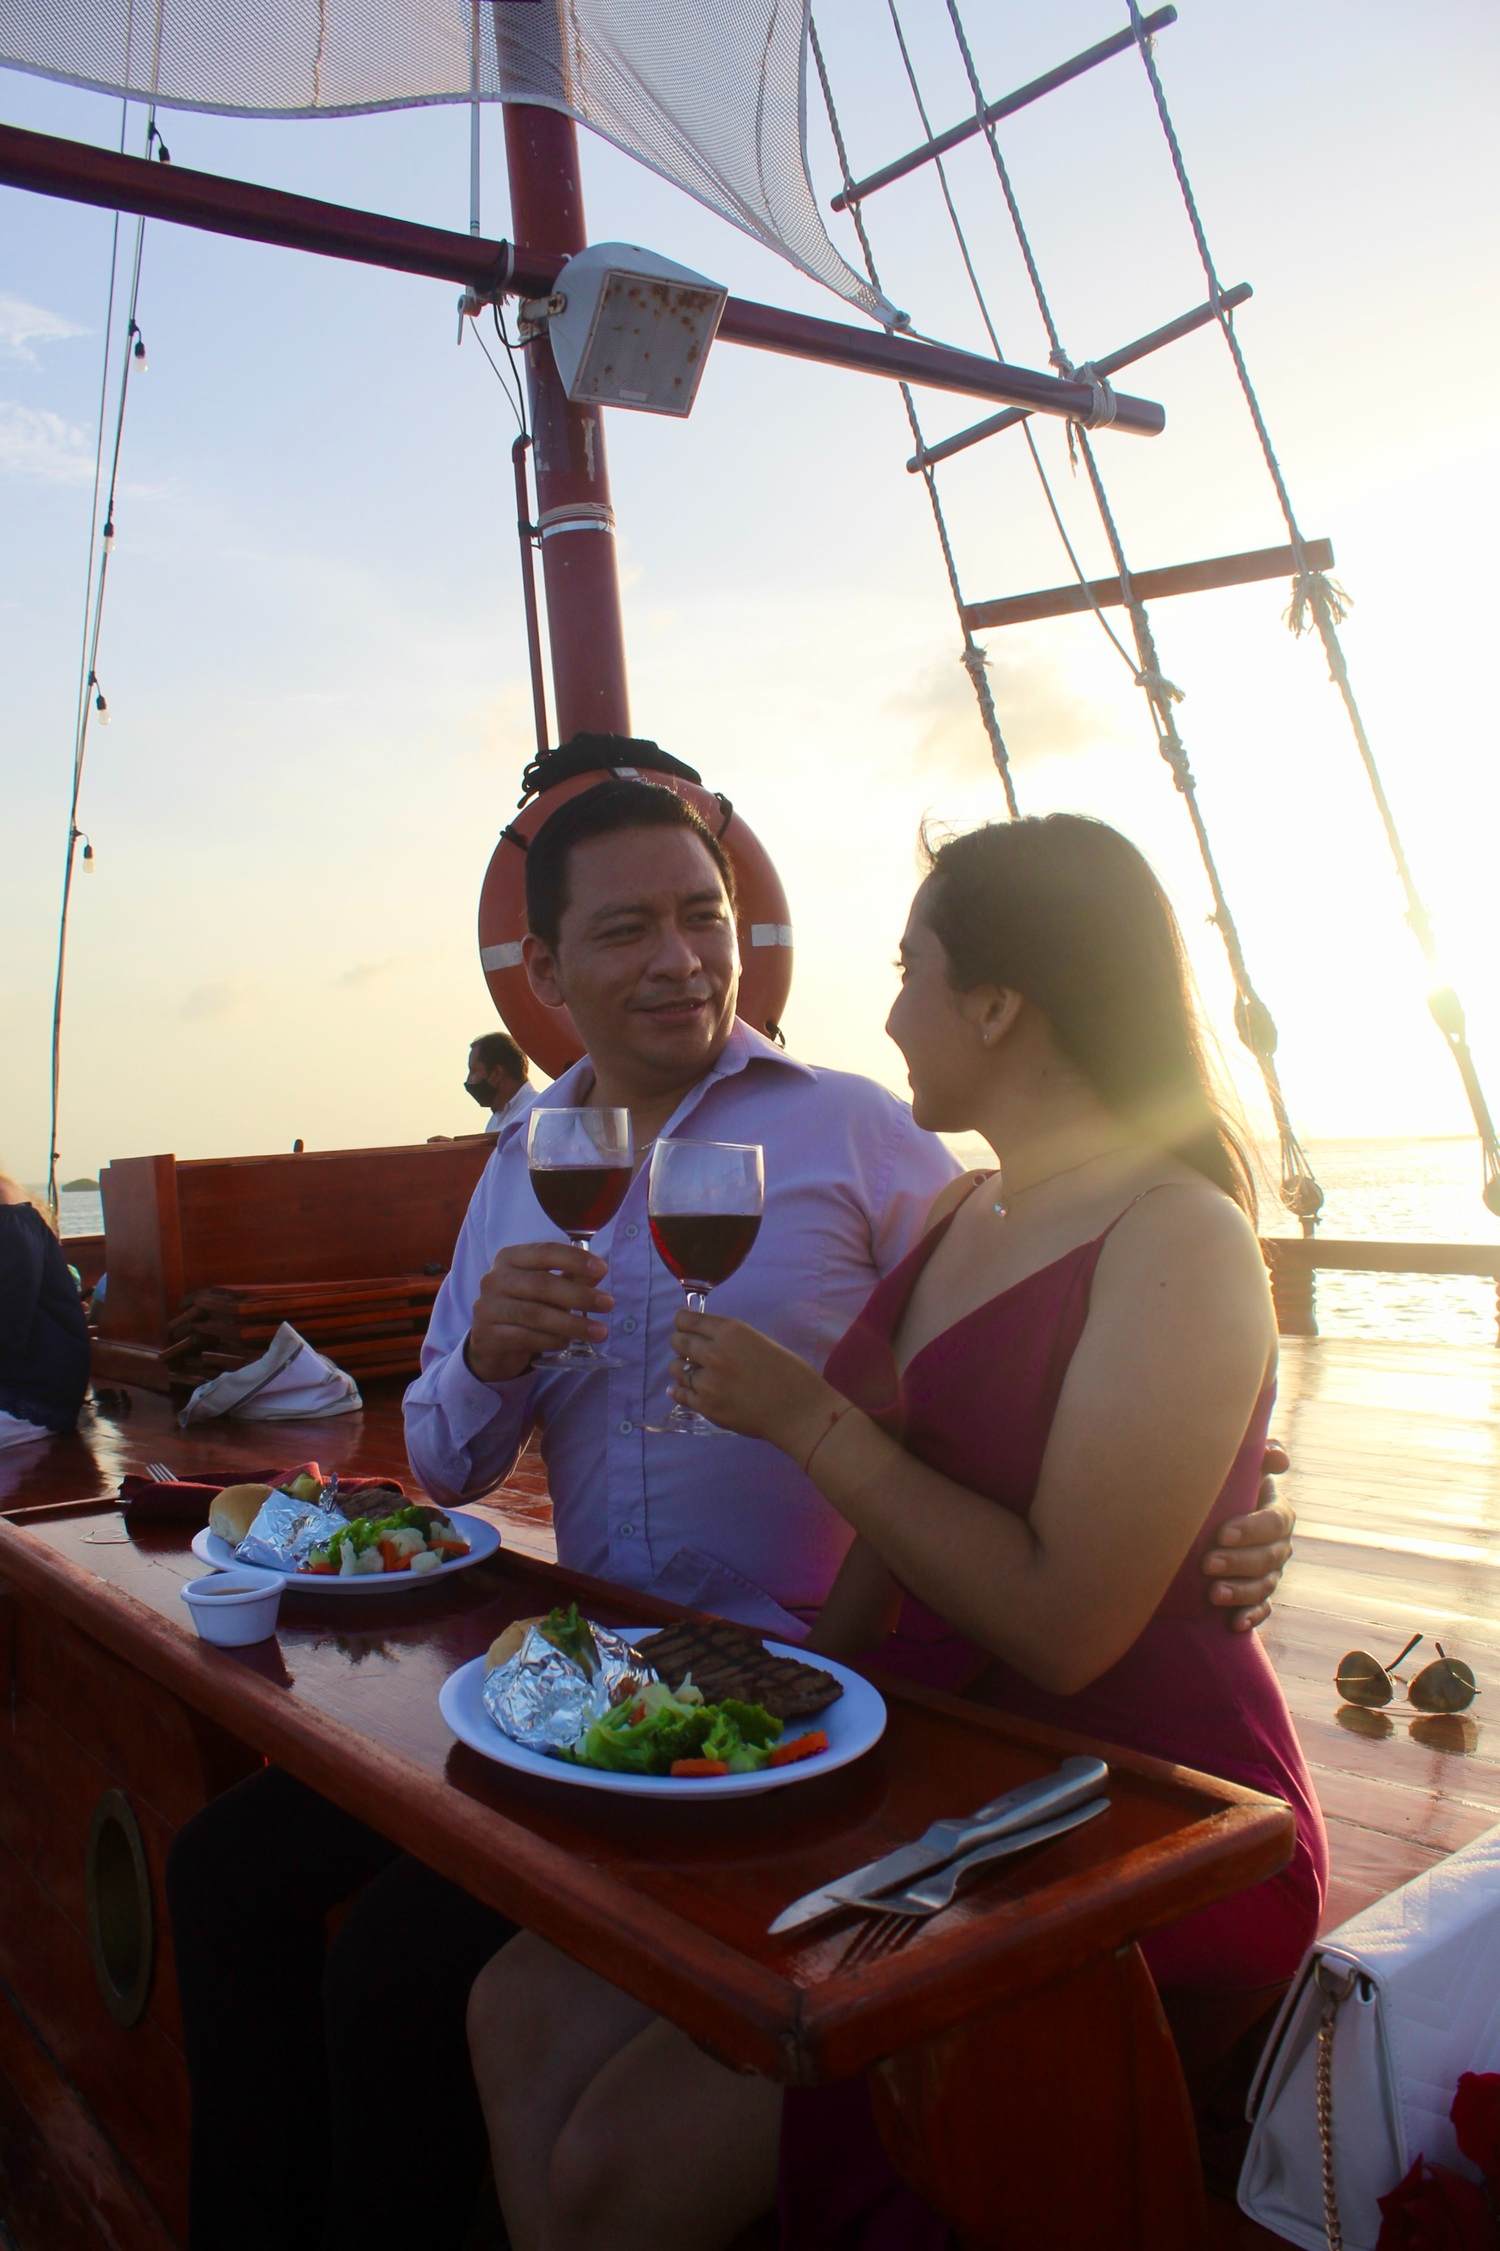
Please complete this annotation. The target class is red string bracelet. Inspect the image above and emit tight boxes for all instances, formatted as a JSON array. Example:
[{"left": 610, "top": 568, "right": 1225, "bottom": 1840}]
[{"left": 801, "top": 1399, "right": 853, "bottom": 1476}]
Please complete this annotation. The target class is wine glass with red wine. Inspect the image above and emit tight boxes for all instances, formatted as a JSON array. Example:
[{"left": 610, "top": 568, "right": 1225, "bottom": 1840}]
[
  {"left": 647, "top": 1138, "right": 765, "bottom": 1437},
  {"left": 527, "top": 1107, "right": 634, "bottom": 1369}
]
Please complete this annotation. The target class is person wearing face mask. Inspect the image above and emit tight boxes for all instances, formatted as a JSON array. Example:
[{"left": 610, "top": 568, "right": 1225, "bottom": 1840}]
[{"left": 464, "top": 1031, "right": 536, "bottom": 1135}]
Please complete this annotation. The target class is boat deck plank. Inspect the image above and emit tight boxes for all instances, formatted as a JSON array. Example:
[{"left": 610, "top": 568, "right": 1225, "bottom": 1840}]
[{"left": 1259, "top": 1337, "right": 1499, "bottom": 1920}]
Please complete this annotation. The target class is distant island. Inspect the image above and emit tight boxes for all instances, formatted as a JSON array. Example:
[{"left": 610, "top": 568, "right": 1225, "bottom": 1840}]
[{"left": 62, "top": 1176, "right": 99, "bottom": 1192}]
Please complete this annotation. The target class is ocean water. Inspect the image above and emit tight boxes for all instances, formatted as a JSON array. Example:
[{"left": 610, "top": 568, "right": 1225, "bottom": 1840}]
[
  {"left": 58, "top": 1138, "right": 1500, "bottom": 1348},
  {"left": 947, "top": 1137, "right": 1500, "bottom": 1351}
]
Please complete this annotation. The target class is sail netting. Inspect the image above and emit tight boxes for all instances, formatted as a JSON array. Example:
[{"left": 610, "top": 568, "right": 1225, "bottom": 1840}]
[{"left": 0, "top": 0, "right": 894, "bottom": 322}]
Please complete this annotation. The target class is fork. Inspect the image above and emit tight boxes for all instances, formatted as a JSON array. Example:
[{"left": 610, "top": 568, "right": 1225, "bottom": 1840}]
[
  {"left": 837, "top": 1796, "right": 1109, "bottom": 1970},
  {"left": 144, "top": 1460, "right": 179, "bottom": 1482}
]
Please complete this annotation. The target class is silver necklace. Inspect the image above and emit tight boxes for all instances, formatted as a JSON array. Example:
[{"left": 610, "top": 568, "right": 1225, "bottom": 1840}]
[{"left": 992, "top": 1147, "right": 1128, "bottom": 1218}]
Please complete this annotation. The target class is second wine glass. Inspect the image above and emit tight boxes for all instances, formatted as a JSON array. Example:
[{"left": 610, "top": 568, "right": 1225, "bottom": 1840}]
[
  {"left": 527, "top": 1106, "right": 634, "bottom": 1370},
  {"left": 648, "top": 1138, "right": 764, "bottom": 1436}
]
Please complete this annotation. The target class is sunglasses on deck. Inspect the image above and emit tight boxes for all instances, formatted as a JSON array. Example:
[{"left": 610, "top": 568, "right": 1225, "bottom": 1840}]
[{"left": 1335, "top": 1632, "right": 1479, "bottom": 1716}]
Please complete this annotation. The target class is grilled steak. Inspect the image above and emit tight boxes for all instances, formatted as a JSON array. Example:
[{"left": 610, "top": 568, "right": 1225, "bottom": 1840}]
[
  {"left": 638, "top": 1619, "right": 842, "bottom": 1720},
  {"left": 333, "top": 1483, "right": 405, "bottom": 1522}
]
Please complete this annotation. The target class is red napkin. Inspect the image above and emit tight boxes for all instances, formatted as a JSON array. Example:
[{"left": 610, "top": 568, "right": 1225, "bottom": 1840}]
[{"left": 118, "top": 1470, "right": 406, "bottom": 1527}]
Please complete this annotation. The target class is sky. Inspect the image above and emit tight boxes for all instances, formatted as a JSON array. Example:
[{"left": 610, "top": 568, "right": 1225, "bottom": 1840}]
[{"left": 2, "top": 0, "right": 1499, "bottom": 1211}]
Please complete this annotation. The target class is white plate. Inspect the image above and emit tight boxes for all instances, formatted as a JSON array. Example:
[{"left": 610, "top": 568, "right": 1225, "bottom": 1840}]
[
  {"left": 438, "top": 1628, "right": 886, "bottom": 1800},
  {"left": 190, "top": 1509, "right": 500, "bottom": 1591}
]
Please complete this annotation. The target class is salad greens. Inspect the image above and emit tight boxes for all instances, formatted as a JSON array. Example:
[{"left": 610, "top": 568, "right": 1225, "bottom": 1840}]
[
  {"left": 318, "top": 1505, "right": 427, "bottom": 1562},
  {"left": 568, "top": 1678, "right": 782, "bottom": 1776},
  {"left": 303, "top": 1503, "right": 468, "bottom": 1575}
]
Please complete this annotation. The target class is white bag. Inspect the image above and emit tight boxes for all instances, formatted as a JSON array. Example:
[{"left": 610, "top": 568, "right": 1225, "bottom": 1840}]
[{"left": 1239, "top": 1818, "right": 1500, "bottom": 2249}]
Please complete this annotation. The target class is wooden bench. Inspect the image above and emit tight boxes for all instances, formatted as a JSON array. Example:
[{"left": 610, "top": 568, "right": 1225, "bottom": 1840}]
[{"left": 92, "top": 1141, "right": 490, "bottom": 1389}]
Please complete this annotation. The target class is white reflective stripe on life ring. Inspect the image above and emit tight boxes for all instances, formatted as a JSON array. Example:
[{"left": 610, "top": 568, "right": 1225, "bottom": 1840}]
[
  {"left": 750, "top": 924, "right": 793, "bottom": 948},
  {"left": 480, "top": 941, "right": 525, "bottom": 971}
]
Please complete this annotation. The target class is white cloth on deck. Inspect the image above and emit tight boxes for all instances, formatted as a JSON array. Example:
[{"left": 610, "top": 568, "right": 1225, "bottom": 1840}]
[{"left": 178, "top": 1323, "right": 362, "bottom": 1427}]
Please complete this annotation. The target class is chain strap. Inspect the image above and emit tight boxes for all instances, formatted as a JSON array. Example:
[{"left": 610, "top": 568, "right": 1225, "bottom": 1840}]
[{"left": 1315, "top": 1960, "right": 1359, "bottom": 2251}]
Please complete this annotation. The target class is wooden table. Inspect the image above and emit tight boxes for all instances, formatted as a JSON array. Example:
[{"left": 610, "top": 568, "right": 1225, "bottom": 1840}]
[{"left": 0, "top": 1392, "right": 1294, "bottom": 2251}]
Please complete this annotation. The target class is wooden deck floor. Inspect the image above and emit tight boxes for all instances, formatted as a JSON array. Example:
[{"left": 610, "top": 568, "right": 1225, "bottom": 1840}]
[
  {"left": 1259, "top": 1335, "right": 1500, "bottom": 1923},
  {"left": 479, "top": 1334, "right": 1500, "bottom": 1927}
]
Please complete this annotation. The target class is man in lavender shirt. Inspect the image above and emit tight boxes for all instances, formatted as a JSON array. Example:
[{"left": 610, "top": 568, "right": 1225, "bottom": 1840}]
[{"left": 406, "top": 772, "right": 1291, "bottom": 1632}]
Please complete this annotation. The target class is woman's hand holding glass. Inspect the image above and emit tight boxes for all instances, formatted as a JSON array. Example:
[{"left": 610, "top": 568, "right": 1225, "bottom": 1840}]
[
  {"left": 668, "top": 1306, "right": 833, "bottom": 1460},
  {"left": 647, "top": 1139, "right": 763, "bottom": 1437}
]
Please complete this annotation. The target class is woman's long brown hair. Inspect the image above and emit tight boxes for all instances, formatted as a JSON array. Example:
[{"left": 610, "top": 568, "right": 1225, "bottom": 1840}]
[{"left": 921, "top": 814, "right": 1256, "bottom": 1217}]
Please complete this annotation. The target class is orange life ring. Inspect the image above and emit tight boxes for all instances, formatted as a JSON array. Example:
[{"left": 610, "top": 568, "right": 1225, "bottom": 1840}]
[{"left": 477, "top": 743, "right": 793, "bottom": 1080}]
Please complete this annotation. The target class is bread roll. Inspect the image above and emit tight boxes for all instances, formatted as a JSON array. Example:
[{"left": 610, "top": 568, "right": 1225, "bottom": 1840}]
[
  {"left": 208, "top": 1482, "right": 274, "bottom": 1546},
  {"left": 485, "top": 1617, "right": 543, "bottom": 1671}
]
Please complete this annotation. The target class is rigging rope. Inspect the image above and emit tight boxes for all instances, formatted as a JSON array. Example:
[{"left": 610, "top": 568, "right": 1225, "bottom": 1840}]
[
  {"left": 809, "top": 16, "right": 1018, "bottom": 817},
  {"left": 46, "top": 104, "right": 158, "bottom": 1221},
  {"left": 850, "top": 0, "right": 1322, "bottom": 1221},
  {"left": 881, "top": 0, "right": 1143, "bottom": 685},
  {"left": 1121, "top": 0, "right": 1500, "bottom": 1215}
]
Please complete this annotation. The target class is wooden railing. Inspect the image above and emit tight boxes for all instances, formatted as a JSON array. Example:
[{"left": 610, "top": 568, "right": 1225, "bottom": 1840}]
[{"left": 1261, "top": 1237, "right": 1500, "bottom": 1345}]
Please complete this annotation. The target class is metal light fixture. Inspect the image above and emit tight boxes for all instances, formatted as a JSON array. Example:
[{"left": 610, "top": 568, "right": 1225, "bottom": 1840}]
[{"left": 539, "top": 242, "right": 726, "bottom": 418}]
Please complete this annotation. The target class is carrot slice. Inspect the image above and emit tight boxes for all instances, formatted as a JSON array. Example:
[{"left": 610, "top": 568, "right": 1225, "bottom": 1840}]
[
  {"left": 669, "top": 1757, "right": 731, "bottom": 1777},
  {"left": 767, "top": 1731, "right": 830, "bottom": 1768}
]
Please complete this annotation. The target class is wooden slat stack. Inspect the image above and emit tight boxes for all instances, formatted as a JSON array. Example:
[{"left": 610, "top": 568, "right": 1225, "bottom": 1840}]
[
  {"left": 92, "top": 1141, "right": 490, "bottom": 1391},
  {"left": 165, "top": 1276, "right": 443, "bottom": 1384}
]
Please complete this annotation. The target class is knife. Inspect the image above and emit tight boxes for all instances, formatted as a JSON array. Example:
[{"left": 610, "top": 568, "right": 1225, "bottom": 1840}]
[
  {"left": 850, "top": 1796, "right": 1110, "bottom": 1917},
  {"left": 767, "top": 1753, "right": 1109, "bottom": 1936}
]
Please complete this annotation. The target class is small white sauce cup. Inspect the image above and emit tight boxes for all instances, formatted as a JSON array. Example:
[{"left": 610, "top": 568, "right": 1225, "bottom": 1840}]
[{"left": 180, "top": 1567, "right": 284, "bottom": 1646}]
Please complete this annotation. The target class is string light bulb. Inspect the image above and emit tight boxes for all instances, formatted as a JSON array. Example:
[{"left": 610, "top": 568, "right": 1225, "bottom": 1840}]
[
  {"left": 82, "top": 839, "right": 96, "bottom": 874},
  {"left": 130, "top": 322, "right": 148, "bottom": 372},
  {"left": 148, "top": 121, "right": 172, "bottom": 163},
  {"left": 101, "top": 518, "right": 116, "bottom": 553},
  {"left": 88, "top": 672, "right": 110, "bottom": 725}
]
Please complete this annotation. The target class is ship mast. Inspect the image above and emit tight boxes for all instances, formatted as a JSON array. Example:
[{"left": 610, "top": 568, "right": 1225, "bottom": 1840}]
[{"left": 500, "top": 101, "right": 630, "bottom": 741}]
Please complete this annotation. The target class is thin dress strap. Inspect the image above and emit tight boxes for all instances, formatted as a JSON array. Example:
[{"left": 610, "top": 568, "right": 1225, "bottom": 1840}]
[{"left": 1094, "top": 1178, "right": 1203, "bottom": 1247}]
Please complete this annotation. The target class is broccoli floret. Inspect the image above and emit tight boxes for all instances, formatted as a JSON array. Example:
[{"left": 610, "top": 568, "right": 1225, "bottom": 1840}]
[
  {"left": 700, "top": 1703, "right": 779, "bottom": 1772},
  {"left": 717, "top": 1700, "right": 781, "bottom": 1748},
  {"left": 568, "top": 1697, "right": 714, "bottom": 1774}
]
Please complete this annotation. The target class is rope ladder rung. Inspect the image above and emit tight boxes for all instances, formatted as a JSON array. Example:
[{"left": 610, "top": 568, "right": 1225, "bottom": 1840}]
[
  {"left": 830, "top": 6, "right": 1179, "bottom": 212},
  {"left": 963, "top": 537, "right": 1335, "bottom": 633},
  {"left": 909, "top": 283, "right": 1253, "bottom": 473}
]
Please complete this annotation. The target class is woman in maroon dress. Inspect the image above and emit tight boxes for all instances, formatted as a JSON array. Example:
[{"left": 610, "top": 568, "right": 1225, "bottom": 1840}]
[{"left": 467, "top": 813, "right": 1326, "bottom": 2251}]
